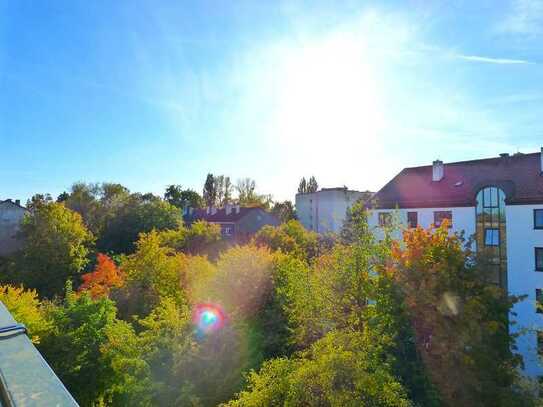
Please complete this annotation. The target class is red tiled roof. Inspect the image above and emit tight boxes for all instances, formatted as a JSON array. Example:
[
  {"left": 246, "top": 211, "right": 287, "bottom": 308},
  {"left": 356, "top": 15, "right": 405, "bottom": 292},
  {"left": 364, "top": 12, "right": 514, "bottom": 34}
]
[
  {"left": 191, "top": 207, "right": 265, "bottom": 223},
  {"left": 372, "top": 152, "right": 543, "bottom": 209}
]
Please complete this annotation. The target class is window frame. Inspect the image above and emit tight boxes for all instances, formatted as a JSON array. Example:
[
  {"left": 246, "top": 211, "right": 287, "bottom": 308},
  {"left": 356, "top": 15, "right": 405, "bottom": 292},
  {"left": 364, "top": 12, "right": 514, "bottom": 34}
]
[
  {"left": 534, "top": 209, "right": 543, "bottom": 230},
  {"left": 484, "top": 228, "right": 500, "bottom": 247},
  {"left": 378, "top": 212, "right": 392, "bottom": 227},
  {"left": 407, "top": 211, "right": 418, "bottom": 228},
  {"left": 536, "top": 248, "right": 543, "bottom": 272},
  {"left": 433, "top": 210, "right": 452, "bottom": 228}
]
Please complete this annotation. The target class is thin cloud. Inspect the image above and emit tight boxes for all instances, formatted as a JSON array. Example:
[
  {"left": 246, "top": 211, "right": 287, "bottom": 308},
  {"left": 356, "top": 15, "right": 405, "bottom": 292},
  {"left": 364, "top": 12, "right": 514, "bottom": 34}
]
[
  {"left": 497, "top": 0, "right": 543, "bottom": 35},
  {"left": 454, "top": 54, "right": 534, "bottom": 64}
]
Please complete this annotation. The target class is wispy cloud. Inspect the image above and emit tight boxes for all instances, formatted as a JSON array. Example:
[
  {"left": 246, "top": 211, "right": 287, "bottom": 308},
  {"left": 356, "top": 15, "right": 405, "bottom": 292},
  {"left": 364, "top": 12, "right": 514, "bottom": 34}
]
[
  {"left": 497, "top": 0, "right": 543, "bottom": 35},
  {"left": 453, "top": 54, "right": 534, "bottom": 64}
]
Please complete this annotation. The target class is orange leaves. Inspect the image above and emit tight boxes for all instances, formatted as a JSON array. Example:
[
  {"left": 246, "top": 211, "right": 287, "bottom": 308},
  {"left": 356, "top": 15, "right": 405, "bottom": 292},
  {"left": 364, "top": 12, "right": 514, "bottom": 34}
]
[{"left": 79, "top": 253, "right": 125, "bottom": 299}]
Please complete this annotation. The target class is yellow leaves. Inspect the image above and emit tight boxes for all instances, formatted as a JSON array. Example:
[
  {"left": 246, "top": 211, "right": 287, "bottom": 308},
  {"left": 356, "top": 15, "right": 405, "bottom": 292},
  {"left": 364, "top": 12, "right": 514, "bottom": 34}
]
[
  {"left": 0, "top": 284, "right": 51, "bottom": 343},
  {"left": 212, "top": 245, "right": 275, "bottom": 319}
]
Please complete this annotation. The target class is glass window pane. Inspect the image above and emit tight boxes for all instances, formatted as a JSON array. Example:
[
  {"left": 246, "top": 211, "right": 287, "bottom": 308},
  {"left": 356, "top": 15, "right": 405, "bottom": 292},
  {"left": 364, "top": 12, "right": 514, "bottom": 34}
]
[
  {"left": 535, "top": 210, "right": 543, "bottom": 229},
  {"left": 484, "top": 188, "right": 491, "bottom": 208},
  {"left": 537, "top": 248, "right": 543, "bottom": 271},
  {"left": 407, "top": 212, "right": 417, "bottom": 228},
  {"left": 485, "top": 229, "right": 499, "bottom": 246},
  {"left": 489, "top": 187, "right": 495, "bottom": 207}
]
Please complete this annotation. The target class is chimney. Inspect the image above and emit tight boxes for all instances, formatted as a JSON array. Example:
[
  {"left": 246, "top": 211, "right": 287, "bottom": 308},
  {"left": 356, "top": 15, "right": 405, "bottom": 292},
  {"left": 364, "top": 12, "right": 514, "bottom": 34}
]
[
  {"left": 499, "top": 153, "right": 509, "bottom": 158},
  {"left": 234, "top": 204, "right": 240, "bottom": 214},
  {"left": 15, "top": 199, "right": 20, "bottom": 206},
  {"left": 206, "top": 206, "right": 211, "bottom": 215},
  {"left": 432, "top": 160, "right": 444, "bottom": 182},
  {"left": 225, "top": 203, "right": 233, "bottom": 215},
  {"left": 540, "top": 147, "right": 543, "bottom": 175},
  {"left": 211, "top": 206, "right": 218, "bottom": 215}
]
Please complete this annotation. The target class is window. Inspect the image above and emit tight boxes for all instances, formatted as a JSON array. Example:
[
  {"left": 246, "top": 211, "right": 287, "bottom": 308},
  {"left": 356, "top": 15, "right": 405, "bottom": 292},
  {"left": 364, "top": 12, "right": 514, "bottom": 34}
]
[
  {"left": 433, "top": 211, "right": 452, "bottom": 228},
  {"left": 407, "top": 212, "right": 418, "bottom": 228},
  {"left": 537, "top": 289, "right": 543, "bottom": 314},
  {"left": 378, "top": 212, "right": 392, "bottom": 227},
  {"left": 535, "top": 209, "right": 543, "bottom": 230},
  {"left": 536, "top": 248, "right": 543, "bottom": 272},
  {"left": 223, "top": 226, "right": 232, "bottom": 236},
  {"left": 484, "top": 228, "right": 500, "bottom": 246}
]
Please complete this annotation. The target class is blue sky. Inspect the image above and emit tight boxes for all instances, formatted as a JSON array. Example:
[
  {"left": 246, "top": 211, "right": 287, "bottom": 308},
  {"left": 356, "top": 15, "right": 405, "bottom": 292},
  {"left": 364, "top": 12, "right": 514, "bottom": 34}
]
[{"left": 1, "top": 0, "right": 543, "bottom": 203}]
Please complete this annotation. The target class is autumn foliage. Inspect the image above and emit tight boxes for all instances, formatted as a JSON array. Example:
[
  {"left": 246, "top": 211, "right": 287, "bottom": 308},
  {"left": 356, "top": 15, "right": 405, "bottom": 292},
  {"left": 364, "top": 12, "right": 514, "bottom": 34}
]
[
  {"left": 387, "top": 220, "right": 527, "bottom": 407},
  {"left": 79, "top": 254, "right": 125, "bottom": 298}
]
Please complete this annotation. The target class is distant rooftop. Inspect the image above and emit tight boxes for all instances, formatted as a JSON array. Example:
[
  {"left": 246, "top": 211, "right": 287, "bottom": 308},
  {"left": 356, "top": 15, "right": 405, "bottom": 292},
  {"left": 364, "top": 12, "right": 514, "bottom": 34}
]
[
  {"left": 297, "top": 187, "right": 372, "bottom": 195},
  {"left": 372, "top": 150, "right": 543, "bottom": 209}
]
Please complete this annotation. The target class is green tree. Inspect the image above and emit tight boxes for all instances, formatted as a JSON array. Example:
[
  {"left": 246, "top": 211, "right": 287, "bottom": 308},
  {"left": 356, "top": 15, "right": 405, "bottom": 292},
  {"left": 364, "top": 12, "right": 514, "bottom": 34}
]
[
  {"left": 271, "top": 200, "right": 296, "bottom": 223},
  {"left": 17, "top": 202, "right": 94, "bottom": 298},
  {"left": 203, "top": 173, "right": 217, "bottom": 207},
  {"left": 235, "top": 178, "right": 272, "bottom": 209},
  {"left": 164, "top": 184, "right": 204, "bottom": 209},
  {"left": 97, "top": 196, "right": 182, "bottom": 254},
  {"left": 138, "top": 297, "right": 195, "bottom": 405},
  {"left": 307, "top": 175, "right": 318, "bottom": 193},
  {"left": 100, "top": 318, "right": 152, "bottom": 405},
  {"left": 26, "top": 193, "right": 53, "bottom": 210},
  {"left": 253, "top": 220, "right": 319, "bottom": 261},
  {"left": 0, "top": 285, "right": 52, "bottom": 343},
  {"left": 39, "top": 290, "right": 133, "bottom": 406},
  {"left": 297, "top": 177, "right": 307, "bottom": 194},
  {"left": 117, "top": 231, "right": 186, "bottom": 318},
  {"left": 157, "top": 221, "right": 223, "bottom": 256},
  {"left": 226, "top": 330, "right": 412, "bottom": 407}
]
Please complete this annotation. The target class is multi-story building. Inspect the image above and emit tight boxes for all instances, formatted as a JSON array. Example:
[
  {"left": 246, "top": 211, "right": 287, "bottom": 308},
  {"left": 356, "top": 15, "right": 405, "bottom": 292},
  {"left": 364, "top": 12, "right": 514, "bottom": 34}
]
[
  {"left": 185, "top": 204, "right": 280, "bottom": 241},
  {"left": 368, "top": 149, "right": 543, "bottom": 377},
  {"left": 0, "top": 199, "right": 28, "bottom": 256},
  {"left": 296, "top": 187, "right": 373, "bottom": 234}
]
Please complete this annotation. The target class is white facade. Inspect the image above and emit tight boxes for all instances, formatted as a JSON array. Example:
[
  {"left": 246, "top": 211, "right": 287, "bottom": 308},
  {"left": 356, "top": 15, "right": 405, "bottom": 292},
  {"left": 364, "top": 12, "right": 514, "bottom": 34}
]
[
  {"left": 368, "top": 203, "right": 543, "bottom": 378},
  {"left": 506, "top": 204, "right": 543, "bottom": 377},
  {"left": 296, "top": 188, "right": 369, "bottom": 234},
  {"left": 368, "top": 207, "right": 475, "bottom": 242}
]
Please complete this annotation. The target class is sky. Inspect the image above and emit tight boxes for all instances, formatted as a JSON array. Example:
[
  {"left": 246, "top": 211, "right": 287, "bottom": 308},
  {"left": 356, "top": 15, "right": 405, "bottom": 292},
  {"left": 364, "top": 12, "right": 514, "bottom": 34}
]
[{"left": 1, "top": 0, "right": 543, "bottom": 203}]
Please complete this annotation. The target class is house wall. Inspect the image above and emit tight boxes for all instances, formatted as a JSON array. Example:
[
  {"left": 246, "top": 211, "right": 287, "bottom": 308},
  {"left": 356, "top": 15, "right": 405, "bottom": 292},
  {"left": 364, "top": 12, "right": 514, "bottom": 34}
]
[
  {"left": 0, "top": 202, "right": 27, "bottom": 256},
  {"left": 296, "top": 189, "right": 366, "bottom": 234},
  {"left": 367, "top": 206, "right": 476, "bottom": 243},
  {"left": 506, "top": 204, "right": 543, "bottom": 377},
  {"left": 236, "top": 209, "right": 280, "bottom": 237}
]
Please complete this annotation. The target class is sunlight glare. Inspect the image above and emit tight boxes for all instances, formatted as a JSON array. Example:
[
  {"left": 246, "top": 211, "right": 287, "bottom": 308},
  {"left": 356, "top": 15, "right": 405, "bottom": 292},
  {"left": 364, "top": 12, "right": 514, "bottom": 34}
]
[{"left": 273, "top": 31, "right": 385, "bottom": 153}]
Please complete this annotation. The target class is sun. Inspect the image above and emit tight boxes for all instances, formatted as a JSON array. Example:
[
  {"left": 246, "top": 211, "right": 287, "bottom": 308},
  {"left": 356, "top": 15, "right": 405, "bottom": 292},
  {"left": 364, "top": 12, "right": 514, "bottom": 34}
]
[{"left": 272, "top": 31, "right": 385, "bottom": 154}]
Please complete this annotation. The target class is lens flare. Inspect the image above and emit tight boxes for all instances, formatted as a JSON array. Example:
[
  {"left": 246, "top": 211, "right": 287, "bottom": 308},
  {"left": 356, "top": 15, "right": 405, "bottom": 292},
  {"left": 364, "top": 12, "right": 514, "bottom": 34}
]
[{"left": 193, "top": 303, "right": 226, "bottom": 335}]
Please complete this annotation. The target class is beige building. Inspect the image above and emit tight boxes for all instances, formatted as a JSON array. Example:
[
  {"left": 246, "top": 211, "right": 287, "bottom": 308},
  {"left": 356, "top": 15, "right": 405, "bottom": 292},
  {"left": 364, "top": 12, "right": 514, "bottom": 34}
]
[{"left": 0, "top": 199, "right": 28, "bottom": 256}]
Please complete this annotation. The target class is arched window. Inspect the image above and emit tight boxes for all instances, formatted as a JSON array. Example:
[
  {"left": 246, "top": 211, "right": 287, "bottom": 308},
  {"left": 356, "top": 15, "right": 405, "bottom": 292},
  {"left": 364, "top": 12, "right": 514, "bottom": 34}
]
[{"left": 475, "top": 186, "right": 507, "bottom": 288}]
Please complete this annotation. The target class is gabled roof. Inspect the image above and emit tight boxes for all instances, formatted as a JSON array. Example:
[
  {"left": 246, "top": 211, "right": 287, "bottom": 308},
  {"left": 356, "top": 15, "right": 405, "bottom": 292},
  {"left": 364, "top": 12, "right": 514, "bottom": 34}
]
[
  {"left": 0, "top": 199, "right": 27, "bottom": 210},
  {"left": 190, "top": 207, "right": 268, "bottom": 223},
  {"left": 372, "top": 152, "right": 543, "bottom": 209}
]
